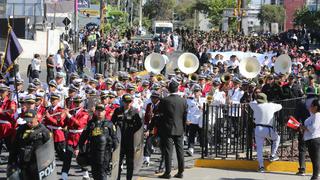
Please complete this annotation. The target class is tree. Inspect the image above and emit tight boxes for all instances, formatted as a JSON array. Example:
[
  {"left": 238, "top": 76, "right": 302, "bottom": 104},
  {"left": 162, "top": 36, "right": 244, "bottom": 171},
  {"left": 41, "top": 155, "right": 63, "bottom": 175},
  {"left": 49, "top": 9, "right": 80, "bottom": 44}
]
[
  {"left": 205, "top": 0, "right": 236, "bottom": 26},
  {"left": 143, "top": 0, "right": 176, "bottom": 20},
  {"left": 294, "top": 6, "right": 320, "bottom": 30},
  {"left": 258, "top": 5, "right": 285, "bottom": 26}
]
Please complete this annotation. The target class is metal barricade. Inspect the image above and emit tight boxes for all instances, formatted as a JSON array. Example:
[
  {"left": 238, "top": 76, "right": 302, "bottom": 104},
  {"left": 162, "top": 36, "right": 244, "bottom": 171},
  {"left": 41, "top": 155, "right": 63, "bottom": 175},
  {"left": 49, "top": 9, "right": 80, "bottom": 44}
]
[{"left": 201, "top": 97, "right": 305, "bottom": 161}]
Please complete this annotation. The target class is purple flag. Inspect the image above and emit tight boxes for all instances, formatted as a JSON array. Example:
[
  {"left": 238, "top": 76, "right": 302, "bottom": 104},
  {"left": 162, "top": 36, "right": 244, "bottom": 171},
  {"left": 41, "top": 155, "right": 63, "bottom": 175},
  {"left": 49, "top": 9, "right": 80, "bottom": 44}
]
[{"left": 3, "top": 28, "right": 23, "bottom": 70}]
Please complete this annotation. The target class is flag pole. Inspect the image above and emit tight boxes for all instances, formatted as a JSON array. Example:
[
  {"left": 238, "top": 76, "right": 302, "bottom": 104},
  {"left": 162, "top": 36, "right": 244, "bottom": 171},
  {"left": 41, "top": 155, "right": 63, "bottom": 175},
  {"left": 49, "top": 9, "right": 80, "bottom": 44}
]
[{"left": 7, "top": 17, "right": 19, "bottom": 108}]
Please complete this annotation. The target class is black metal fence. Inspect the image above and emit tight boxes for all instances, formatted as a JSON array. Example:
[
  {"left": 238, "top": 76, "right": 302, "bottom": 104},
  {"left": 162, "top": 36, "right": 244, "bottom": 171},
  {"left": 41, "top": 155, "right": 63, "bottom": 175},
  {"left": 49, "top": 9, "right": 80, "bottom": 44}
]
[{"left": 201, "top": 97, "right": 304, "bottom": 161}]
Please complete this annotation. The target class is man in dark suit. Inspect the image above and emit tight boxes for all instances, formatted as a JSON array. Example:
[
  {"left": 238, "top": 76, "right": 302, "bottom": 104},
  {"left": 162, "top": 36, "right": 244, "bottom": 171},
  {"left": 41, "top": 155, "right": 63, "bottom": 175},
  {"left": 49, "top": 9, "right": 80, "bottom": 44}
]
[
  {"left": 157, "top": 79, "right": 188, "bottom": 179},
  {"left": 64, "top": 51, "right": 77, "bottom": 85}
]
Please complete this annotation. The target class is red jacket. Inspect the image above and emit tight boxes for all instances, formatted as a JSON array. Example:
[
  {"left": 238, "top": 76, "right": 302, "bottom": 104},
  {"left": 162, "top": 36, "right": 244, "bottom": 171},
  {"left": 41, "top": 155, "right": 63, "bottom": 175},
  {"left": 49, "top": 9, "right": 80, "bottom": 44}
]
[
  {"left": 36, "top": 105, "right": 46, "bottom": 123},
  {"left": 44, "top": 106, "right": 66, "bottom": 142},
  {"left": 65, "top": 108, "right": 89, "bottom": 147},
  {"left": 202, "top": 83, "right": 212, "bottom": 97},
  {"left": 178, "top": 85, "right": 186, "bottom": 92},
  {"left": 97, "top": 82, "right": 106, "bottom": 91},
  {"left": 0, "top": 96, "right": 17, "bottom": 138},
  {"left": 105, "top": 104, "right": 120, "bottom": 121}
]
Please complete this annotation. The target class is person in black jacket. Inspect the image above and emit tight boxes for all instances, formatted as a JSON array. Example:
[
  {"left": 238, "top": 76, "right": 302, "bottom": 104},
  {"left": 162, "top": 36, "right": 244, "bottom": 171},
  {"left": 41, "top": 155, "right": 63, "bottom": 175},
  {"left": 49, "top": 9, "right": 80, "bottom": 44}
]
[
  {"left": 157, "top": 78, "right": 188, "bottom": 179},
  {"left": 76, "top": 49, "right": 86, "bottom": 78},
  {"left": 294, "top": 87, "right": 317, "bottom": 176},
  {"left": 78, "top": 104, "right": 118, "bottom": 180},
  {"left": 112, "top": 94, "right": 143, "bottom": 180},
  {"left": 7, "top": 109, "right": 51, "bottom": 179}
]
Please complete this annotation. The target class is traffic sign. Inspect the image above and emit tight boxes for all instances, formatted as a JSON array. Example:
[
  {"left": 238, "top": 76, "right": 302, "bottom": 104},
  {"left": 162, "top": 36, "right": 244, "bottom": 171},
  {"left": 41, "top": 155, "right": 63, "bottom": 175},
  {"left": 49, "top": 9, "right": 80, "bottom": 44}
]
[{"left": 62, "top": 17, "right": 71, "bottom": 26}]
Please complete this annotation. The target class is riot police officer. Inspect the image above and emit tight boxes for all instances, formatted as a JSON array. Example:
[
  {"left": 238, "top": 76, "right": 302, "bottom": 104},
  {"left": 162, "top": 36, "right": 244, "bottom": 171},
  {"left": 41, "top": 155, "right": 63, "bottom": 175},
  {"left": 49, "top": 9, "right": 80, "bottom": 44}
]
[
  {"left": 7, "top": 109, "right": 51, "bottom": 179},
  {"left": 79, "top": 103, "right": 118, "bottom": 180},
  {"left": 112, "top": 94, "right": 143, "bottom": 180}
]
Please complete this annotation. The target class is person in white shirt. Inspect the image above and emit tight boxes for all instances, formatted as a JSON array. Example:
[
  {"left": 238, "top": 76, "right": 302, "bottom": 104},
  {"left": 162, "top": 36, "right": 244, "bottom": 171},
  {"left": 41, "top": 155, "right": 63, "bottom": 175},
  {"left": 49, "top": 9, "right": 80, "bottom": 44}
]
[
  {"left": 227, "top": 78, "right": 244, "bottom": 137},
  {"left": 186, "top": 84, "right": 206, "bottom": 156},
  {"left": 54, "top": 49, "right": 64, "bottom": 72},
  {"left": 300, "top": 99, "right": 320, "bottom": 180},
  {"left": 249, "top": 93, "right": 282, "bottom": 173},
  {"left": 31, "top": 54, "right": 42, "bottom": 80}
]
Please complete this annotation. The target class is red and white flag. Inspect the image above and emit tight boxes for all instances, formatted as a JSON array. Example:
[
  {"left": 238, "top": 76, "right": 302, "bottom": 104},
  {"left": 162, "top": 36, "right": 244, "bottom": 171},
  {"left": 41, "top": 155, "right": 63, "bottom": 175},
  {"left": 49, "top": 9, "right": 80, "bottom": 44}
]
[{"left": 287, "top": 116, "right": 301, "bottom": 130}]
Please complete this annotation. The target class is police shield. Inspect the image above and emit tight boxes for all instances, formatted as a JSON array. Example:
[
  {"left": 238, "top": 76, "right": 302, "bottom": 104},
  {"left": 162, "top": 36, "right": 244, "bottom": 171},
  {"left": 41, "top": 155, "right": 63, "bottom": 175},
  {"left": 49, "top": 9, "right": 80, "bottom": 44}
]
[
  {"left": 36, "top": 138, "right": 57, "bottom": 180},
  {"left": 110, "top": 126, "right": 121, "bottom": 180},
  {"left": 133, "top": 126, "right": 144, "bottom": 174}
]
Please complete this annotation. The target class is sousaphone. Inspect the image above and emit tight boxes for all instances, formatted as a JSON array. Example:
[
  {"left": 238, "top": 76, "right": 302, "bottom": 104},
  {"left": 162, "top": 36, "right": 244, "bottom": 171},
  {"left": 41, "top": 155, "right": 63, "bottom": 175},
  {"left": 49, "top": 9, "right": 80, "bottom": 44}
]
[
  {"left": 144, "top": 53, "right": 166, "bottom": 74},
  {"left": 177, "top": 53, "right": 200, "bottom": 75},
  {"left": 239, "top": 57, "right": 261, "bottom": 79},
  {"left": 274, "top": 54, "right": 292, "bottom": 74}
]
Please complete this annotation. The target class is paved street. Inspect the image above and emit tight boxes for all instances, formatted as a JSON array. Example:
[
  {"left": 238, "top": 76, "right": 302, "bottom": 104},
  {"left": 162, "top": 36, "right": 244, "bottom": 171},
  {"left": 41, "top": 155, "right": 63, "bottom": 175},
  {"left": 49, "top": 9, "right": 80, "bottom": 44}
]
[{"left": 139, "top": 167, "right": 313, "bottom": 180}]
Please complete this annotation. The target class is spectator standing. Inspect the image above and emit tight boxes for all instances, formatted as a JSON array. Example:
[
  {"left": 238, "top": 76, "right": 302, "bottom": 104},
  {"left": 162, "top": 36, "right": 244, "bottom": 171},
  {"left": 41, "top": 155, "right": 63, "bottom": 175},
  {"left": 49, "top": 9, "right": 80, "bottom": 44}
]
[
  {"left": 46, "top": 55, "right": 55, "bottom": 84},
  {"left": 54, "top": 49, "right": 64, "bottom": 72},
  {"left": 31, "top": 54, "right": 41, "bottom": 80},
  {"left": 301, "top": 99, "right": 320, "bottom": 180}
]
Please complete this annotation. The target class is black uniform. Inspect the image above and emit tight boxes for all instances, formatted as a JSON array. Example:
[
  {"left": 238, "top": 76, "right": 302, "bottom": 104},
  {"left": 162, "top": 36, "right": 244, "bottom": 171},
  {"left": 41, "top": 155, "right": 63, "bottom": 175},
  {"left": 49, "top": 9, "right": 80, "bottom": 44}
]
[
  {"left": 158, "top": 94, "right": 188, "bottom": 176},
  {"left": 8, "top": 124, "right": 51, "bottom": 179},
  {"left": 112, "top": 107, "right": 143, "bottom": 180},
  {"left": 78, "top": 117, "right": 118, "bottom": 180}
]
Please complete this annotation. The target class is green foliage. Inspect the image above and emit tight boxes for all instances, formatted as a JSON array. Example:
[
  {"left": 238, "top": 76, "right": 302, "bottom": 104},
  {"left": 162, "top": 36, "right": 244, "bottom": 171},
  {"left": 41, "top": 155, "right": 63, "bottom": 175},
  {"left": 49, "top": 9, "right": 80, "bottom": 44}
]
[
  {"left": 104, "top": 6, "right": 129, "bottom": 34},
  {"left": 294, "top": 6, "right": 320, "bottom": 30},
  {"left": 133, "top": 17, "right": 152, "bottom": 30},
  {"left": 205, "top": 0, "right": 236, "bottom": 26},
  {"left": 143, "top": 0, "right": 176, "bottom": 20},
  {"left": 258, "top": 4, "right": 285, "bottom": 25}
]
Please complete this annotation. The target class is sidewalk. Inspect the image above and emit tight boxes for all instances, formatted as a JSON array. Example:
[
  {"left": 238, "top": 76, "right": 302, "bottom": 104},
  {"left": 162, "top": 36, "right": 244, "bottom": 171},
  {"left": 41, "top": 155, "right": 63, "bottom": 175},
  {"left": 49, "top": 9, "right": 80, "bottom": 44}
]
[{"left": 138, "top": 167, "right": 312, "bottom": 180}]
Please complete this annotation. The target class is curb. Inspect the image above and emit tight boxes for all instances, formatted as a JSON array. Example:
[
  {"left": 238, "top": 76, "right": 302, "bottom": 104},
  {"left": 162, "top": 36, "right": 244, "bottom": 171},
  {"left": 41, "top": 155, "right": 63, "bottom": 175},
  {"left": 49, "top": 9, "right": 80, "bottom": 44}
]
[{"left": 194, "top": 159, "right": 313, "bottom": 173}]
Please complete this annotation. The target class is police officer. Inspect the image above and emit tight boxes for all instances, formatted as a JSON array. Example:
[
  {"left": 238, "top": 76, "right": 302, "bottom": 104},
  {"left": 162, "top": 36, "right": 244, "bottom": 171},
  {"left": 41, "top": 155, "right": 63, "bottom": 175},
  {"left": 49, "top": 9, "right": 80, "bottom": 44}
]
[
  {"left": 7, "top": 109, "right": 51, "bottom": 179},
  {"left": 79, "top": 103, "right": 118, "bottom": 180},
  {"left": 112, "top": 94, "right": 143, "bottom": 180}
]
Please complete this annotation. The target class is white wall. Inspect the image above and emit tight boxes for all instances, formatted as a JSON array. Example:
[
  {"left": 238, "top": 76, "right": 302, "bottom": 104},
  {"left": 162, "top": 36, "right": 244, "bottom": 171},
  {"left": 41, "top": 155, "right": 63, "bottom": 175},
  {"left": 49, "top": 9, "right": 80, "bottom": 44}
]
[{"left": 18, "top": 29, "right": 62, "bottom": 59}]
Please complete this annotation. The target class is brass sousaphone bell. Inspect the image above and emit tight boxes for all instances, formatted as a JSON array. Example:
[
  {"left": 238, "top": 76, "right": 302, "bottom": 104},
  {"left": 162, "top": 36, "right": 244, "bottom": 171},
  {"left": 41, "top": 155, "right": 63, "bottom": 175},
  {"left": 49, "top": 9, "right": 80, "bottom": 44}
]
[
  {"left": 220, "top": 73, "right": 232, "bottom": 83},
  {"left": 144, "top": 53, "right": 166, "bottom": 74},
  {"left": 177, "top": 53, "right": 200, "bottom": 75},
  {"left": 274, "top": 54, "right": 292, "bottom": 74},
  {"left": 239, "top": 57, "right": 261, "bottom": 79}
]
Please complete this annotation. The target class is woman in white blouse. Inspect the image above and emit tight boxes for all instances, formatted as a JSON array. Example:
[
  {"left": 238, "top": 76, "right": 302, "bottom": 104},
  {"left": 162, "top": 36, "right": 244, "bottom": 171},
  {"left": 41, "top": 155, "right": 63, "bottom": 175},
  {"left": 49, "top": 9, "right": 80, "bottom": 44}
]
[{"left": 301, "top": 99, "right": 320, "bottom": 180}]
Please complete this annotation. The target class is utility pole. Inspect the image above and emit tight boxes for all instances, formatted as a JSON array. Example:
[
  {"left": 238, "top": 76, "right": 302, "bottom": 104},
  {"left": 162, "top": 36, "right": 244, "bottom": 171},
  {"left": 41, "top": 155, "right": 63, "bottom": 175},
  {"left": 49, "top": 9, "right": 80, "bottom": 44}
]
[
  {"left": 100, "top": 0, "right": 104, "bottom": 32},
  {"left": 130, "top": 0, "right": 133, "bottom": 27},
  {"left": 241, "top": 0, "right": 248, "bottom": 35},
  {"left": 139, "top": 0, "right": 142, "bottom": 28},
  {"left": 74, "top": 0, "right": 78, "bottom": 51}
]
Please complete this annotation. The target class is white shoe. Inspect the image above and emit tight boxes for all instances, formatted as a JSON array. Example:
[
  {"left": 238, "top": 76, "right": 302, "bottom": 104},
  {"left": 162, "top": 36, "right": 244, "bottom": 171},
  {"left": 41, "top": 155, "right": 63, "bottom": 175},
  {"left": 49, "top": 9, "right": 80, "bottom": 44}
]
[
  {"left": 82, "top": 171, "right": 90, "bottom": 180},
  {"left": 61, "top": 172, "right": 68, "bottom": 180}
]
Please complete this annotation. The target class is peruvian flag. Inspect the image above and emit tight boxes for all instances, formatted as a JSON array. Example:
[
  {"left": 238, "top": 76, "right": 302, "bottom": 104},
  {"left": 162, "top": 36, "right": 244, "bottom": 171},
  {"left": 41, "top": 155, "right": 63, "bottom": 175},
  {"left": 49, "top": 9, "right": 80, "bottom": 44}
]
[{"left": 287, "top": 116, "right": 301, "bottom": 130}]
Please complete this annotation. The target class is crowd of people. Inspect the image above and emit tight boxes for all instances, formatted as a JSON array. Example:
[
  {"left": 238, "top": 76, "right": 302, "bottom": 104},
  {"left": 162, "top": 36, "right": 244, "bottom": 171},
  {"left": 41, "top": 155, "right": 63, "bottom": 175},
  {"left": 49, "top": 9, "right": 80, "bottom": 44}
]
[{"left": 1, "top": 25, "right": 320, "bottom": 180}]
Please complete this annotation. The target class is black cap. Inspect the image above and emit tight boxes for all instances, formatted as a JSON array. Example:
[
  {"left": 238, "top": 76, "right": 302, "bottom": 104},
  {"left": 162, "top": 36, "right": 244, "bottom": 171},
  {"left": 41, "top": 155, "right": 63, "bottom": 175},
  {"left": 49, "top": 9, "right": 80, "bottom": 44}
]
[
  {"left": 48, "top": 80, "right": 57, "bottom": 88},
  {"left": 168, "top": 78, "right": 179, "bottom": 93},
  {"left": 23, "top": 109, "right": 37, "bottom": 122},
  {"left": 50, "top": 93, "right": 60, "bottom": 100},
  {"left": 32, "top": 78, "right": 41, "bottom": 86},
  {"left": 27, "top": 83, "right": 37, "bottom": 91},
  {"left": 122, "top": 94, "right": 133, "bottom": 103},
  {"left": 72, "top": 95, "right": 83, "bottom": 103},
  {"left": 95, "top": 104, "right": 105, "bottom": 111}
]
